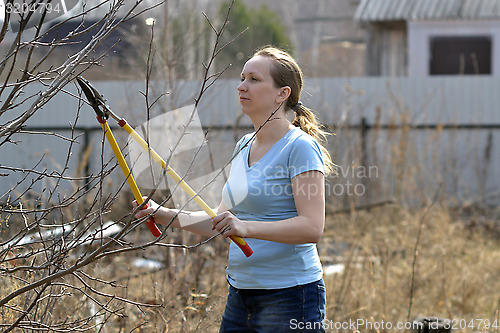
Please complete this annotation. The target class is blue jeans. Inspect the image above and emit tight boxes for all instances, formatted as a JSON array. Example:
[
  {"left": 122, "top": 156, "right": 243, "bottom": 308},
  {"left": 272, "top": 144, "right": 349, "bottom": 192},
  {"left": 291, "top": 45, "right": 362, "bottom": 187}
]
[{"left": 219, "top": 279, "right": 326, "bottom": 333}]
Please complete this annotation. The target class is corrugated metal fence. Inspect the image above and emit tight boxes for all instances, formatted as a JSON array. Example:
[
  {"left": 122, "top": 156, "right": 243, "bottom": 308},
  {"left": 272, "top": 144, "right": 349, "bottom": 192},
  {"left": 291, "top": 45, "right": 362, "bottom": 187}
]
[{"left": 1, "top": 76, "right": 499, "bottom": 208}]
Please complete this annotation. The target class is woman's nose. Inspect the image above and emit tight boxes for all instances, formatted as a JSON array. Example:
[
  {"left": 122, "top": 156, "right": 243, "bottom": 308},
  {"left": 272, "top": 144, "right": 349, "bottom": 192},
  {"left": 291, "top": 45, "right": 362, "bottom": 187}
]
[{"left": 237, "top": 81, "right": 246, "bottom": 92}]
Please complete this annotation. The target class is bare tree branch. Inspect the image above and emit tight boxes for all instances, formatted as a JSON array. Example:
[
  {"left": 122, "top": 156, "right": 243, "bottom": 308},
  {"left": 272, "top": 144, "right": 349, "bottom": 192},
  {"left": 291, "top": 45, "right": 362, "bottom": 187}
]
[{"left": 0, "top": 1, "right": 246, "bottom": 330}]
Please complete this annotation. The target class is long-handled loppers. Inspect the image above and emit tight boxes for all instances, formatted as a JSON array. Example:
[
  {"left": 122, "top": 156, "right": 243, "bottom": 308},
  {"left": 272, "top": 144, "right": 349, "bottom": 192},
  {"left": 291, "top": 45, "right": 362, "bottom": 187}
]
[{"left": 76, "top": 77, "right": 253, "bottom": 257}]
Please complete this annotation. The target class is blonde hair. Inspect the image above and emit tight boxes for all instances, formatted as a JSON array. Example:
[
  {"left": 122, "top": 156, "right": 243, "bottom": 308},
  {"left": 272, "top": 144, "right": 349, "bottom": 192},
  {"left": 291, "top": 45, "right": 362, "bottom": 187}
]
[{"left": 253, "top": 46, "right": 335, "bottom": 175}]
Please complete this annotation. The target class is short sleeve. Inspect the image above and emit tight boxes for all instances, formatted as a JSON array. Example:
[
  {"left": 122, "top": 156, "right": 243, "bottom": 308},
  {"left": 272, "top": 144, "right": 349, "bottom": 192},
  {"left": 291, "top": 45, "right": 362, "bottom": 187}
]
[{"left": 288, "top": 135, "right": 325, "bottom": 179}]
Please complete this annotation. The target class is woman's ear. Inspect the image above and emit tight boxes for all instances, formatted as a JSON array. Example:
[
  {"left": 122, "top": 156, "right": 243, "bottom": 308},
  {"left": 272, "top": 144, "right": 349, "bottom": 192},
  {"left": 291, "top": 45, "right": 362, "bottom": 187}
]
[{"left": 276, "top": 86, "right": 291, "bottom": 104}]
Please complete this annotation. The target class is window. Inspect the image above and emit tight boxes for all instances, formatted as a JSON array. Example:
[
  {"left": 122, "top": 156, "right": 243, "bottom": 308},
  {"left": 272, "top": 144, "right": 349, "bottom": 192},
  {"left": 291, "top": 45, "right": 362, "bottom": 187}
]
[{"left": 429, "top": 36, "right": 492, "bottom": 75}]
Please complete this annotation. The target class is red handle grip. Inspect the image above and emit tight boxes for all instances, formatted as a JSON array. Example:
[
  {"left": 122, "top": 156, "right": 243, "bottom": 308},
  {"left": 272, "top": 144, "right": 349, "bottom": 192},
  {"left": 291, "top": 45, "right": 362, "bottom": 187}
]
[
  {"left": 229, "top": 236, "right": 253, "bottom": 257},
  {"left": 142, "top": 204, "right": 162, "bottom": 237}
]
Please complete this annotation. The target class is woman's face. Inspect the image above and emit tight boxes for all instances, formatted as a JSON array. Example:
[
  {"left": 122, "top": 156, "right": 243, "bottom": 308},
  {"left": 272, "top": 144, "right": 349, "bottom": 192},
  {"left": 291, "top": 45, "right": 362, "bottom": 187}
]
[{"left": 238, "top": 55, "right": 286, "bottom": 117}]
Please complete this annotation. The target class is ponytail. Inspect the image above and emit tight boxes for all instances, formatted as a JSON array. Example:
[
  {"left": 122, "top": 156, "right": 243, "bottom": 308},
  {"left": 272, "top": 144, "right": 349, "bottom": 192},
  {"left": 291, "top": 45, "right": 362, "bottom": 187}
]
[{"left": 292, "top": 103, "right": 335, "bottom": 175}]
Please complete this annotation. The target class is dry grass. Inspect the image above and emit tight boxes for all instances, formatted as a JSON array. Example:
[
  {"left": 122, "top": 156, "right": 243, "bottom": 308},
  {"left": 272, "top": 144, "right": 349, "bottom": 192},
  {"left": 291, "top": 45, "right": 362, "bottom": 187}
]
[
  {"left": 82, "top": 205, "right": 500, "bottom": 331},
  {"left": 2, "top": 202, "right": 499, "bottom": 332},
  {"left": 320, "top": 204, "right": 500, "bottom": 332}
]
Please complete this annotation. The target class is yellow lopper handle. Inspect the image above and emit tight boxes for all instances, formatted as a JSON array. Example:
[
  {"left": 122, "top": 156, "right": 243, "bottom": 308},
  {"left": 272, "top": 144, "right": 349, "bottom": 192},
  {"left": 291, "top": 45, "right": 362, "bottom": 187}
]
[
  {"left": 118, "top": 119, "right": 253, "bottom": 257},
  {"left": 98, "top": 117, "right": 161, "bottom": 237}
]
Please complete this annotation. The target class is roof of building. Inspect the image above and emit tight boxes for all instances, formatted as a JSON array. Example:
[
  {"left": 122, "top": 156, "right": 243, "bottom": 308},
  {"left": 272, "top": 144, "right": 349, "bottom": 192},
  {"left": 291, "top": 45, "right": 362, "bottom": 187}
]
[{"left": 354, "top": 0, "right": 500, "bottom": 22}]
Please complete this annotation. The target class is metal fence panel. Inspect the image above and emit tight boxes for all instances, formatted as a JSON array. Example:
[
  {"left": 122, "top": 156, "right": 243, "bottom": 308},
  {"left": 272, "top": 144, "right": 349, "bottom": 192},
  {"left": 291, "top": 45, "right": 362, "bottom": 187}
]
[{"left": 2, "top": 77, "right": 499, "bottom": 206}]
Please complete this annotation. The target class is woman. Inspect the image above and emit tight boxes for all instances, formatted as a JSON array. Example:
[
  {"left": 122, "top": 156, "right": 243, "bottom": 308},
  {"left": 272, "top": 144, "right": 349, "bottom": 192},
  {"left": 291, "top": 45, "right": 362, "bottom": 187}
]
[{"left": 133, "top": 47, "right": 334, "bottom": 332}]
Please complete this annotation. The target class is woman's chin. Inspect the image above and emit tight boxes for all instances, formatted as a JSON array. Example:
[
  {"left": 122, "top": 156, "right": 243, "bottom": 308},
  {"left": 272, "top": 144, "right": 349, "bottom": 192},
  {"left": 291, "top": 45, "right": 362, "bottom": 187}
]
[{"left": 240, "top": 106, "right": 253, "bottom": 116}]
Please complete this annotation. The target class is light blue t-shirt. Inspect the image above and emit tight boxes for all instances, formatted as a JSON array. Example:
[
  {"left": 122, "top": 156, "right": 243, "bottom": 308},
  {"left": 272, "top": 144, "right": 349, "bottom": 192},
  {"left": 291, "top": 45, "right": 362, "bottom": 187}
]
[{"left": 222, "top": 127, "right": 324, "bottom": 289}]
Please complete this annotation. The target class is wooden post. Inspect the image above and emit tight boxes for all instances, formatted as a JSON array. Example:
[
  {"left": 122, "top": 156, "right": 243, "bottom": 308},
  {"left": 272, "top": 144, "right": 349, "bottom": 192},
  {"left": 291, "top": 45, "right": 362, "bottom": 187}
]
[{"left": 360, "top": 117, "right": 369, "bottom": 203}]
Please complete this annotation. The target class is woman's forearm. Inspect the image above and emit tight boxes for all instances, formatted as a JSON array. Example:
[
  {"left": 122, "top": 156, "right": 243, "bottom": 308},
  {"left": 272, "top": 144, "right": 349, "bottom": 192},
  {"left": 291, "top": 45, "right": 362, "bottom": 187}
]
[
  {"left": 212, "top": 211, "right": 324, "bottom": 245},
  {"left": 134, "top": 198, "right": 218, "bottom": 237},
  {"left": 242, "top": 216, "right": 324, "bottom": 244},
  {"left": 166, "top": 208, "right": 218, "bottom": 237}
]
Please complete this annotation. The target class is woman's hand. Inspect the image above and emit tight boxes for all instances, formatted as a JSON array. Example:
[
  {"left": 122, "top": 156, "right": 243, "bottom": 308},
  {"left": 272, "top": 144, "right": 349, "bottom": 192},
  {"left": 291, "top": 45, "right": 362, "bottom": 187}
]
[
  {"left": 132, "top": 197, "right": 172, "bottom": 226},
  {"left": 212, "top": 211, "right": 248, "bottom": 238}
]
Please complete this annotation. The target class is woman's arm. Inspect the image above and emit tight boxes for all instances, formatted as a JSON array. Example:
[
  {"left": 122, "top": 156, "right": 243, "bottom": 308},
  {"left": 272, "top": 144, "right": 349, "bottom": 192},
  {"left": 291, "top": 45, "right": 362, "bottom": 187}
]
[
  {"left": 132, "top": 198, "right": 224, "bottom": 237},
  {"left": 212, "top": 170, "right": 325, "bottom": 244}
]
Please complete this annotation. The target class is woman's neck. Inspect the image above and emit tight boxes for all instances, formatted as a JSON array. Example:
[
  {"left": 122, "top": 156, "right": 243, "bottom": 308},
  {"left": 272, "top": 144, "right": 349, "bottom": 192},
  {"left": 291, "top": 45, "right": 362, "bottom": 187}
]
[{"left": 252, "top": 116, "right": 294, "bottom": 144}]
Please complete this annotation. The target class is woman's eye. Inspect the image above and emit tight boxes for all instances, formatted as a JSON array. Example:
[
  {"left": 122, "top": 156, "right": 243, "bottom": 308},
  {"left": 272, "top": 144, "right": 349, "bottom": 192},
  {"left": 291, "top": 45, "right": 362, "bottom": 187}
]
[{"left": 240, "top": 76, "right": 258, "bottom": 82}]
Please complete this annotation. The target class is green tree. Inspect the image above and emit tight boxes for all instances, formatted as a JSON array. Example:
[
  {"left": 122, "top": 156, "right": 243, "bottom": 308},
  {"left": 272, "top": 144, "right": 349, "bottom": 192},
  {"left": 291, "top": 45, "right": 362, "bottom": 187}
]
[{"left": 217, "top": 0, "right": 293, "bottom": 77}]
